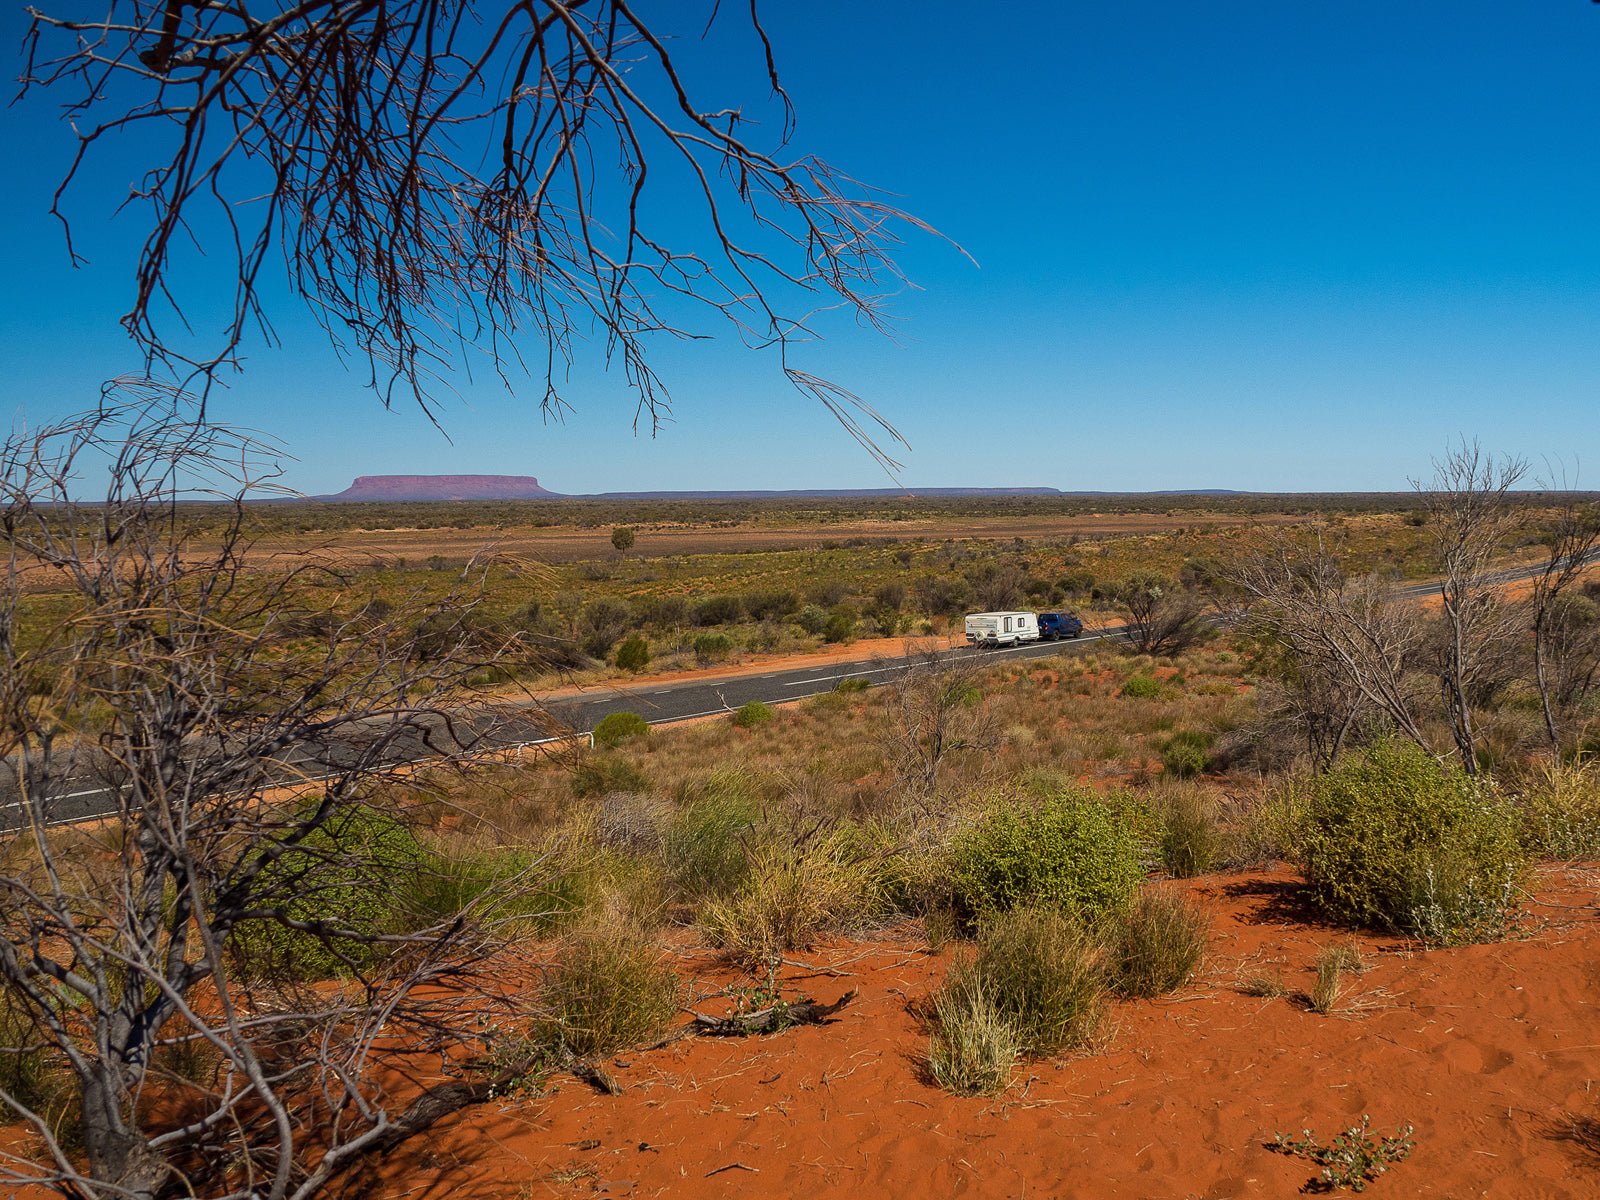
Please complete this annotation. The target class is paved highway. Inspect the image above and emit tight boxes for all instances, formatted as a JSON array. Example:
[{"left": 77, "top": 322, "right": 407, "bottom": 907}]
[
  {"left": 0, "top": 627, "right": 1125, "bottom": 830},
  {"left": 8, "top": 546, "right": 1595, "bottom": 830}
]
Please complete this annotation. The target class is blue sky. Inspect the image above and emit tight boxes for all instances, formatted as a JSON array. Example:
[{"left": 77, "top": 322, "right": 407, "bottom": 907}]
[{"left": 2, "top": 1, "right": 1597, "bottom": 495}]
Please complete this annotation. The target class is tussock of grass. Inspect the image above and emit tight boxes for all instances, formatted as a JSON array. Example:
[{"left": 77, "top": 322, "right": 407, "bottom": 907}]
[
  {"left": 1154, "top": 783, "right": 1226, "bottom": 878},
  {"left": 699, "top": 836, "right": 875, "bottom": 969},
  {"left": 1105, "top": 889, "right": 1209, "bottom": 999},
  {"left": 1514, "top": 759, "right": 1600, "bottom": 861},
  {"left": 926, "top": 974, "right": 1018, "bottom": 1097},
  {"left": 1309, "top": 943, "right": 1364, "bottom": 1014},
  {"left": 956, "top": 907, "right": 1106, "bottom": 1056},
  {"left": 534, "top": 921, "right": 679, "bottom": 1060}
]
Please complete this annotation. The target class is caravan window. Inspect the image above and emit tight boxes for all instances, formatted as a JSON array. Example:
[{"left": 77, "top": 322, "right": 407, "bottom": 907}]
[{"left": 1003, "top": 616, "right": 1012, "bottom": 631}]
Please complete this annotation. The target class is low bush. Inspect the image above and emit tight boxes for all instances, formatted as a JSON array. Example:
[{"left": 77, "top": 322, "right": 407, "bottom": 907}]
[
  {"left": 926, "top": 974, "right": 1018, "bottom": 1097},
  {"left": 693, "top": 632, "right": 735, "bottom": 664},
  {"left": 744, "top": 589, "right": 802, "bottom": 620},
  {"left": 947, "top": 788, "right": 1142, "bottom": 924},
  {"left": 1156, "top": 785, "right": 1226, "bottom": 878},
  {"left": 1104, "top": 889, "right": 1208, "bottom": 998},
  {"left": 692, "top": 595, "right": 744, "bottom": 626},
  {"left": 732, "top": 700, "right": 775, "bottom": 729},
  {"left": 822, "top": 605, "right": 857, "bottom": 644},
  {"left": 1160, "top": 729, "right": 1214, "bottom": 778},
  {"left": 399, "top": 840, "right": 549, "bottom": 930},
  {"left": 230, "top": 802, "right": 424, "bottom": 980},
  {"left": 614, "top": 634, "right": 651, "bottom": 672},
  {"left": 1299, "top": 740, "right": 1523, "bottom": 943},
  {"left": 1121, "top": 672, "right": 1162, "bottom": 699},
  {"left": 534, "top": 923, "right": 678, "bottom": 1060},
  {"left": 943, "top": 907, "right": 1105, "bottom": 1057},
  {"left": 592, "top": 711, "right": 650, "bottom": 749},
  {"left": 571, "top": 753, "right": 651, "bottom": 799},
  {"left": 795, "top": 603, "right": 828, "bottom": 635}
]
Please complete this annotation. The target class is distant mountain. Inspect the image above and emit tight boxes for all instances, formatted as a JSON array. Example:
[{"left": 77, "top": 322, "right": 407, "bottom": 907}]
[
  {"left": 323, "top": 475, "right": 566, "bottom": 501},
  {"left": 317, "top": 475, "right": 1252, "bottom": 502}
]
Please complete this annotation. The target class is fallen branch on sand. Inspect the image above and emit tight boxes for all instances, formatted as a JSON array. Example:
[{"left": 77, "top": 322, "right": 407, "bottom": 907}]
[{"left": 690, "top": 989, "right": 858, "bottom": 1037}]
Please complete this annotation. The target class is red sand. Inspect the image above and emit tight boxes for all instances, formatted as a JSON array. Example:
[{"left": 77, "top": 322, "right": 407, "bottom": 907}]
[
  {"left": 9, "top": 868, "right": 1600, "bottom": 1198},
  {"left": 373, "top": 868, "right": 1600, "bottom": 1199}
]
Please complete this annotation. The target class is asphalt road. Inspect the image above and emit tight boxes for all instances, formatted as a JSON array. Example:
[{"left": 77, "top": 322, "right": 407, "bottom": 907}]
[
  {"left": 7, "top": 546, "right": 1596, "bottom": 830},
  {"left": 0, "top": 627, "right": 1123, "bottom": 830}
]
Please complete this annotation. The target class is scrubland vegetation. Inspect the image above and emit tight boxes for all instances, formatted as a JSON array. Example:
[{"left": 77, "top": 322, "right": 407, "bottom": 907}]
[{"left": 4, "top": 421, "right": 1600, "bottom": 1198}]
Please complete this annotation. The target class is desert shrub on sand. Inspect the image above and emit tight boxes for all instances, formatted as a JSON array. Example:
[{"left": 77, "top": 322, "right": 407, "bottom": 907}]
[
  {"left": 614, "top": 634, "right": 651, "bottom": 672},
  {"left": 947, "top": 788, "right": 1141, "bottom": 924},
  {"left": 534, "top": 922, "right": 679, "bottom": 1060},
  {"left": 592, "top": 711, "right": 651, "bottom": 748},
  {"left": 1121, "top": 672, "right": 1162, "bottom": 699},
  {"left": 732, "top": 700, "right": 775, "bottom": 728},
  {"left": 1512, "top": 759, "right": 1600, "bottom": 860},
  {"left": 1300, "top": 740, "right": 1523, "bottom": 943},
  {"left": 939, "top": 907, "right": 1106, "bottom": 1058},
  {"left": 1159, "top": 728, "right": 1215, "bottom": 778},
  {"left": 693, "top": 632, "right": 735, "bottom": 663},
  {"left": 1104, "top": 888, "right": 1209, "bottom": 999}
]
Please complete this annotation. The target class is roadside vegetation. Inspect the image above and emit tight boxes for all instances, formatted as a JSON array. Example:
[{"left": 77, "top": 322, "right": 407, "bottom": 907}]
[{"left": 5, "top": 428, "right": 1600, "bottom": 1195}]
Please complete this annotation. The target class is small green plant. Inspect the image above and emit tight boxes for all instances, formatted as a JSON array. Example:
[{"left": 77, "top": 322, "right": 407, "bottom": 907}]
[
  {"left": 732, "top": 700, "right": 775, "bottom": 728},
  {"left": 926, "top": 977, "right": 1018, "bottom": 1097},
  {"left": 1121, "top": 672, "right": 1162, "bottom": 699},
  {"left": 1270, "top": 1115, "right": 1415, "bottom": 1192},
  {"left": 693, "top": 632, "right": 735, "bottom": 663},
  {"left": 822, "top": 605, "right": 857, "bottom": 644},
  {"left": 1159, "top": 729, "right": 1214, "bottom": 778},
  {"left": 834, "top": 675, "right": 871, "bottom": 694},
  {"left": 660, "top": 775, "right": 760, "bottom": 901},
  {"left": 533, "top": 923, "right": 679, "bottom": 1060},
  {"left": 1104, "top": 889, "right": 1209, "bottom": 999},
  {"left": 1241, "top": 969, "right": 1289, "bottom": 999},
  {"left": 592, "top": 711, "right": 650, "bottom": 749},
  {"left": 614, "top": 634, "right": 650, "bottom": 672},
  {"left": 947, "top": 788, "right": 1142, "bottom": 924}
]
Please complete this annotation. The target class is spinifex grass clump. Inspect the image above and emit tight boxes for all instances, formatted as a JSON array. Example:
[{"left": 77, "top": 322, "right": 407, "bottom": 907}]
[
  {"left": 1299, "top": 740, "right": 1523, "bottom": 944},
  {"left": 534, "top": 922, "right": 679, "bottom": 1061},
  {"left": 1104, "top": 888, "right": 1209, "bottom": 999}
]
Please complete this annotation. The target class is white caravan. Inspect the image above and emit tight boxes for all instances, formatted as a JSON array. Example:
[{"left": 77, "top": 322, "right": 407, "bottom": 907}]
[{"left": 964, "top": 611, "right": 1040, "bottom": 648}]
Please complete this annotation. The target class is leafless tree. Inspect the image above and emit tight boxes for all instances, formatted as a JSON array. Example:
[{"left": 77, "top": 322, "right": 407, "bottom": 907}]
[
  {"left": 20, "top": 2, "right": 939, "bottom": 458},
  {"left": 1225, "top": 538, "right": 1432, "bottom": 761},
  {"left": 877, "top": 647, "right": 998, "bottom": 803},
  {"left": 0, "top": 387, "right": 544, "bottom": 1199},
  {"left": 1414, "top": 443, "right": 1529, "bottom": 773},
  {"left": 1528, "top": 474, "right": 1600, "bottom": 749},
  {"left": 1109, "top": 573, "right": 1208, "bottom": 656}
]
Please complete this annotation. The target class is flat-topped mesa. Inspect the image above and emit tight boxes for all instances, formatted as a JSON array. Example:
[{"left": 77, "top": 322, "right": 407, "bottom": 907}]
[{"left": 325, "top": 475, "right": 565, "bottom": 501}]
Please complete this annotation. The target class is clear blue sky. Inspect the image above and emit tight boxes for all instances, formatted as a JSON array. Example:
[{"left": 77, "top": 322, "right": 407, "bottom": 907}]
[{"left": 2, "top": 1, "right": 1597, "bottom": 495}]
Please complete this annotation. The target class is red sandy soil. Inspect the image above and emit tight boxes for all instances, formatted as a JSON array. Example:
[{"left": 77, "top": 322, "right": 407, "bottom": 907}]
[{"left": 368, "top": 867, "right": 1600, "bottom": 1200}]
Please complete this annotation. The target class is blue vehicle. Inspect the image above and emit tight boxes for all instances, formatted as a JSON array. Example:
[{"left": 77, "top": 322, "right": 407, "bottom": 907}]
[{"left": 1037, "top": 611, "right": 1084, "bottom": 641}]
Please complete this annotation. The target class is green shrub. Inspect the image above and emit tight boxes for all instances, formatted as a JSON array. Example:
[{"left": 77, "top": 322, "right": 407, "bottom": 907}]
[
  {"left": 534, "top": 924, "right": 678, "bottom": 1060},
  {"left": 947, "top": 788, "right": 1142, "bottom": 923},
  {"left": 926, "top": 974, "right": 1018, "bottom": 1097},
  {"left": 732, "top": 700, "right": 775, "bottom": 729},
  {"left": 744, "top": 589, "right": 802, "bottom": 620},
  {"left": 795, "top": 603, "right": 828, "bottom": 635},
  {"left": 661, "top": 775, "right": 760, "bottom": 901},
  {"left": 614, "top": 634, "right": 651, "bottom": 672},
  {"left": 1299, "top": 740, "right": 1523, "bottom": 943},
  {"left": 1160, "top": 729, "right": 1214, "bottom": 778},
  {"left": 692, "top": 595, "right": 744, "bottom": 626},
  {"left": 400, "top": 841, "right": 550, "bottom": 930},
  {"left": 592, "top": 711, "right": 650, "bottom": 749},
  {"left": 571, "top": 753, "right": 651, "bottom": 799},
  {"left": 230, "top": 803, "right": 424, "bottom": 980},
  {"left": 822, "top": 605, "right": 857, "bottom": 644},
  {"left": 942, "top": 907, "right": 1105, "bottom": 1056},
  {"left": 693, "top": 632, "right": 735, "bottom": 664},
  {"left": 834, "top": 676, "right": 871, "bottom": 694},
  {"left": 1104, "top": 889, "right": 1208, "bottom": 998},
  {"left": 1121, "top": 672, "right": 1162, "bottom": 699}
]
